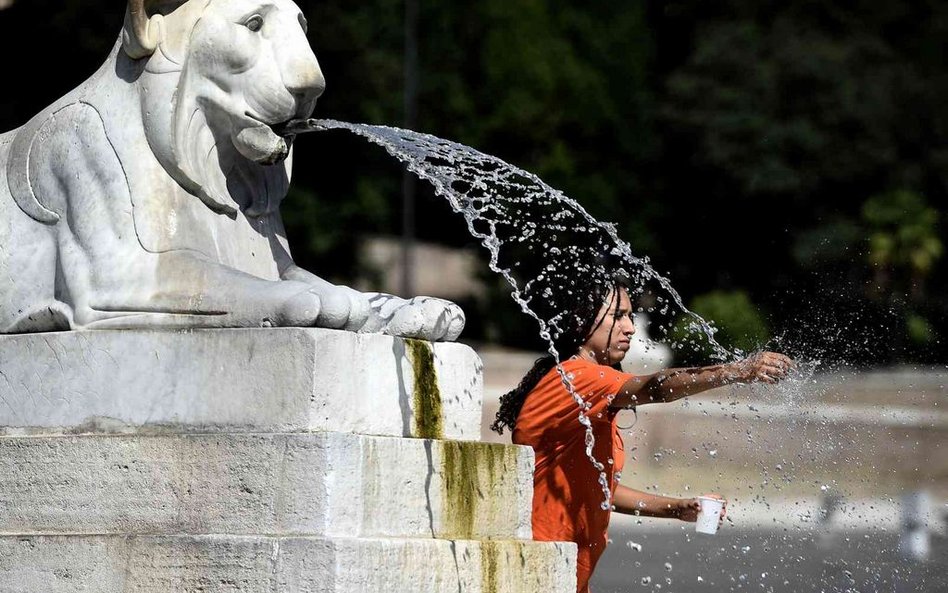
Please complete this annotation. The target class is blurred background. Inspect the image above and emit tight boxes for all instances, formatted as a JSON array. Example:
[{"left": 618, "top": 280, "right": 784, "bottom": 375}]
[{"left": 1, "top": 1, "right": 945, "bottom": 591}]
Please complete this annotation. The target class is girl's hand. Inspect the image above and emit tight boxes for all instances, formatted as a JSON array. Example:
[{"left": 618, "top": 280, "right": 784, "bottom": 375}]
[
  {"left": 676, "top": 494, "right": 727, "bottom": 527},
  {"left": 728, "top": 352, "right": 795, "bottom": 385}
]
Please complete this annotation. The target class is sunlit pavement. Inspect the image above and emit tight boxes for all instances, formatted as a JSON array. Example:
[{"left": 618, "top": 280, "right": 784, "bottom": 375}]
[
  {"left": 594, "top": 514, "right": 948, "bottom": 593},
  {"left": 477, "top": 353, "right": 948, "bottom": 592}
]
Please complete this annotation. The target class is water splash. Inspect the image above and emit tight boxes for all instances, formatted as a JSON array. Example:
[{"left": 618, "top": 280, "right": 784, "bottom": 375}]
[{"left": 293, "top": 118, "right": 738, "bottom": 504}]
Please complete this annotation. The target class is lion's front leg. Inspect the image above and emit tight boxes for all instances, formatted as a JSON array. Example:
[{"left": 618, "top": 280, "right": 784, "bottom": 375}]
[
  {"left": 77, "top": 253, "right": 325, "bottom": 330},
  {"left": 271, "top": 219, "right": 463, "bottom": 341},
  {"left": 281, "top": 265, "right": 464, "bottom": 342}
]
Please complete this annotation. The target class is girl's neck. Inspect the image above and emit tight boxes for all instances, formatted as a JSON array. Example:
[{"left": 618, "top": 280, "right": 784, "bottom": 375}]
[{"left": 574, "top": 347, "right": 606, "bottom": 365}]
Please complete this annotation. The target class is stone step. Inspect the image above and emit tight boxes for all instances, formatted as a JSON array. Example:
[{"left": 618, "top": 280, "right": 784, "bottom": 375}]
[
  {"left": 0, "top": 433, "right": 532, "bottom": 540},
  {"left": 0, "top": 328, "right": 481, "bottom": 440},
  {"left": 0, "top": 534, "right": 576, "bottom": 593}
]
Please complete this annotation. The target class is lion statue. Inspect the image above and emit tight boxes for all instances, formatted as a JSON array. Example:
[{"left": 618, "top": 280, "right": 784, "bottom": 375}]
[{"left": 0, "top": 0, "right": 464, "bottom": 341}]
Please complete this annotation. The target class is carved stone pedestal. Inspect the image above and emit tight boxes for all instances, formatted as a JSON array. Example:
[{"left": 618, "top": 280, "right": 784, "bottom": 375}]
[{"left": 0, "top": 329, "right": 576, "bottom": 592}]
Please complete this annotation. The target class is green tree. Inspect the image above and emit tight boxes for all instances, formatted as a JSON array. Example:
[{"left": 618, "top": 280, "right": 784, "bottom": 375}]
[
  {"left": 862, "top": 189, "right": 942, "bottom": 298},
  {"left": 3, "top": 0, "right": 947, "bottom": 362},
  {"left": 670, "top": 290, "right": 771, "bottom": 362}
]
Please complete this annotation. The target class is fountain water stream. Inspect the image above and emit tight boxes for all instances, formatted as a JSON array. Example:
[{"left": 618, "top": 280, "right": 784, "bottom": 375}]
[{"left": 288, "top": 118, "right": 746, "bottom": 506}]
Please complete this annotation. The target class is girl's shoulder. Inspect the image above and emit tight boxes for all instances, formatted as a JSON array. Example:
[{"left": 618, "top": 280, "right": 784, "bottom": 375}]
[
  {"left": 516, "top": 359, "right": 630, "bottom": 441},
  {"left": 537, "top": 358, "right": 629, "bottom": 394}
]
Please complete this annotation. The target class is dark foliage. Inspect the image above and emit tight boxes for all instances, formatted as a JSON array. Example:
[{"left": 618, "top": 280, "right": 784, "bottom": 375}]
[{"left": 1, "top": 0, "right": 943, "bottom": 365}]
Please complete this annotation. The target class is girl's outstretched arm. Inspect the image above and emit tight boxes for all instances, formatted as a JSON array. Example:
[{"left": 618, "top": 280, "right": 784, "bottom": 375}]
[
  {"left": 612, "top": 485, "right": 726, "bottom": 524},
  {"left": 610, "top": 351, "right": 795, "bottom": 409}
]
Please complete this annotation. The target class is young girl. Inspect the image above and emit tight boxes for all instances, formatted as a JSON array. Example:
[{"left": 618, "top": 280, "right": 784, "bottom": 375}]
[{"left": 492, "top": 276, "right": 793, "bottom": 593}]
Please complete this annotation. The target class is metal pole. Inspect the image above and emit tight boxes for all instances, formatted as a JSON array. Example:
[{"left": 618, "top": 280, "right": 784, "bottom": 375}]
[{"left": 401, "top": 0, "right": 419, "bottom": 297}]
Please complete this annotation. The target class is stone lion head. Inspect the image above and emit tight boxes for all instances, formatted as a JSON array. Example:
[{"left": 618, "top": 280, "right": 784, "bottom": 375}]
[{"left": 123, "top": 0, "right": 325, "bottom": 217}]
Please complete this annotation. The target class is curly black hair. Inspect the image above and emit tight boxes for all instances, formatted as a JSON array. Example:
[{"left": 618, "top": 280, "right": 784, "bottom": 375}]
[{"left": 490, "top": 267, "right": 631, "bottom": 435}]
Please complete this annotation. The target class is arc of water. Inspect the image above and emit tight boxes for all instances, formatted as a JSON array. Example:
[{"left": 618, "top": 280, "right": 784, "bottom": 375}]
[{"left": 297, "top": 118, "right": 736, "bottom": 507}]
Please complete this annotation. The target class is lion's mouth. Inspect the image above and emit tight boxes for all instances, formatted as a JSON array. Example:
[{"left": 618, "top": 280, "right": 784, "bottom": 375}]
[
  {"left": 244, "top": 112, "right": 307, "bottom": 137},
  {"left": 270, "top": 118, "right": 326, "bottom": 137},
  {"left": 243, "top": 105, "right": 330, "bottom": 138},
  {"left": 235, "top": 112, "right": 291, "bottom": 165},
  {"left": 235, "top": 113, "right": 326, "bottom": 166}
]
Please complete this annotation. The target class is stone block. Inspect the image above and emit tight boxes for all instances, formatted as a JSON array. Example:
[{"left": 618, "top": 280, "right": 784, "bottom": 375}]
[
  {"left": 0, "top": 535, "right": 577, "bottom": 593},
  {"left": 0, "top": 433, "right": 532, "bottom": 540},
  {"left": 0, "top": 328, "right": 481, "bottom": 439}
]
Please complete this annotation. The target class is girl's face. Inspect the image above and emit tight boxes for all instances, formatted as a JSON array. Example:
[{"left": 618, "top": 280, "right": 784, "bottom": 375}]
[{"left": 580, "top": 287, "right": 636, "bottom": 366}]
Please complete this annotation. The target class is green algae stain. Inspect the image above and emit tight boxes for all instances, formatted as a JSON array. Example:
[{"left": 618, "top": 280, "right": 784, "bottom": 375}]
[
  {"left": 440, "top": 441, "right": 515, "bottom": 540},
  {"left": 437, "top": 441, "right": 545, "bottom": 592},
  {"left": 441, "top": 441, "right": 479, "bottom": 539},
  {"left": 405, "top": 339, "right": 443, "bottom": 439},
  {"left": 480, "top": 540, "right": 501, "bottom": 593},
  {"left": 479, "top": 540, "right": 537, "bottom": 593}
]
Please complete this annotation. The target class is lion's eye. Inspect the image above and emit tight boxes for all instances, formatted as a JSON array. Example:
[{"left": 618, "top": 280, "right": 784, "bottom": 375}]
[{"left": 245, "top": 15, "right": 264, "bottom": 32}]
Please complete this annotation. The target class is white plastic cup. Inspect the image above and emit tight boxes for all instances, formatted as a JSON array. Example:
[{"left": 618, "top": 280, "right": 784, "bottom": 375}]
[{"left": 695, "top": 496, "right": 725, "bottom": 535}]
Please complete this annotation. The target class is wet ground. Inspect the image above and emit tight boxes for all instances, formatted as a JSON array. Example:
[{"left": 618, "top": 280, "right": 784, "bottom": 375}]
[{"left": 593, "top": 522, "right": 947, "bottom": 593}]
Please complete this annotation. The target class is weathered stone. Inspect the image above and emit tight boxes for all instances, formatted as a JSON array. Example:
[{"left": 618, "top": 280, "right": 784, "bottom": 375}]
[
  {"left": 0, "top": 433, "right": 532, "bottom": 540},
  {"left": 0, "top": 535, "right": 576, "bottom": 593},
  {"left": 0, "top": 328, "right": 481, "bottom": 439},
  {"left": 0, "top": 0, "right": 463, "bottom": 340},
  {"left": 0, "top": 0, "right": 578, "bottom": 588}
]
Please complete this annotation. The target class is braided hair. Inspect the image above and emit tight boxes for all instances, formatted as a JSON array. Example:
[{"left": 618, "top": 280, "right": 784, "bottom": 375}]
[{"left": 490, "top": 269, "right": 630, "bottom": 435}]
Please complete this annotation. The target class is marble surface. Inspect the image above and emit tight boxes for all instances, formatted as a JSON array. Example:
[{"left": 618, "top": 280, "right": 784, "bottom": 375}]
[
  {"left": 0, "top": 0, "right": 462, "bottom": 340},
  {"left": 0, "top": 328, "right": 482, "bottom": 439}
]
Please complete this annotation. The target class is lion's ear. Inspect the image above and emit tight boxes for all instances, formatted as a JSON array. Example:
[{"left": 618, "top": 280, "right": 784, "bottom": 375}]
[{"left": 122, "top": 0, "right": 164, "bottom": 59}]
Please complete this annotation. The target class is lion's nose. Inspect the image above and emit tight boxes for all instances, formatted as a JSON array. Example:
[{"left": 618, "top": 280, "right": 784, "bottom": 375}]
[{"left": 285, "top": 53, "right": 326, "bottom": 106}]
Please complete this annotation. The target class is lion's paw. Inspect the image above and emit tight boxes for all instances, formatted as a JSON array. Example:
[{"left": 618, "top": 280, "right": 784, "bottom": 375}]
[
  {"left": 314, "top": 285, "right": 371, "bottom": 331},
  {"left": 364, "top": 294, "right": 465, "bottom": 342},
  {"left": 274, "top": 290, "right": 321, "bottom": 327}
]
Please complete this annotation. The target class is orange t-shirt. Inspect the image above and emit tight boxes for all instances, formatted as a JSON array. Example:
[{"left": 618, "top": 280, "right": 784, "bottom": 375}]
[{"left": 512, "top": 358, "right": 632, "bottom": 593}]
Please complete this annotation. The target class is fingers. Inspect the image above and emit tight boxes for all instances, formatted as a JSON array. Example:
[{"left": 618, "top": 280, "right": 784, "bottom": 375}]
[
  {"left": 676, "top": 498, "right": 701, "bottom": 522},
  {"left": 746, "top": 352, "right": 796, "bottom": 384},
  {"left": 766, "top": 352, "right": 796, "bottom": 371},
  {"left": 761, "top": 364, "right": 785, "bottom": 380}
]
